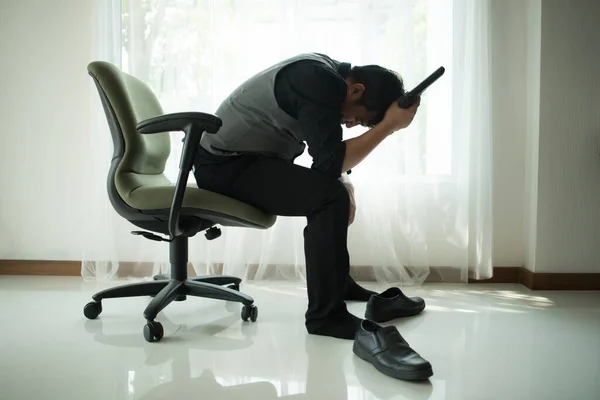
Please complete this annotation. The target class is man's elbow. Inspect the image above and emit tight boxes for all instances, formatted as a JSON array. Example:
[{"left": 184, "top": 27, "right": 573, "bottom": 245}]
[
  {"left": 308, "top": 142, "right": 346, "bottom": 179},
  {"left": 311, "top": 161, "right": 343, "bottom": 179}
]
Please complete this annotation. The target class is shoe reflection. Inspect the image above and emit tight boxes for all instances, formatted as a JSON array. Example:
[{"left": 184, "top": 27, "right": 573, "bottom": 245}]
[
  {"left": 353, "top": 356, "right": 433, "bottom": 400},
  {"left": 302, "top": 335, "right": 433, "bottom": 400}
]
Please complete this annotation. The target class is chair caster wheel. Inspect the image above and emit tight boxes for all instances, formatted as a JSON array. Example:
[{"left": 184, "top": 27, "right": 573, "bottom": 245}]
[
  {"left": 241, "top": 305, "right": 258, "bottom": 322},
  {"left": 228, "top": 283, "right": 240, "bottom": 291},
  {"left": 83, "top": 301, "right": 102, "bottom": 319},
  {"left": 144, "top": 321, "right": 164, "bottom": 342}
]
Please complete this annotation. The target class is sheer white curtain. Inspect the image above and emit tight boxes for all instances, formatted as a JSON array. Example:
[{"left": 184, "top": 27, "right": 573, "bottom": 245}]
[{"left": 82, "top": 0, "right": 493, "bottom": 285}]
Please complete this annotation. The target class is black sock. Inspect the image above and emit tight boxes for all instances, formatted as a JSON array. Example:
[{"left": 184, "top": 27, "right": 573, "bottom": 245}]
[
  {"left": 345, "top": 277, "right": 378, "bottom": 301},
  {"left": 306, "top": 313, "right": 363, "bottom": 340}
]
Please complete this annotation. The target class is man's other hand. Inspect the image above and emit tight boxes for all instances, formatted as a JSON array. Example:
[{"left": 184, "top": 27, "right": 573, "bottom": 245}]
[
  {"left": 340, "top": 174, "right": 356, "bottom": 226},
  {"left": 349, "top": 198, "right": 356, "bottom": 226}
]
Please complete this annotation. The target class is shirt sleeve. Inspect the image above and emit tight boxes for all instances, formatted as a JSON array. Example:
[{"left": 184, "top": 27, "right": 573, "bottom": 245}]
[
  {"left": 284, "top": 63, "right": 348, "bottom": 178},
  {"left": 296, "top": 101, "right": 347, "bottom": 178}
]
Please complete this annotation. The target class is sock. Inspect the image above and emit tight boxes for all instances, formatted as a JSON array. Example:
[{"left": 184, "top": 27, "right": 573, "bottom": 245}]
[
  {"left": 345, "top": 277, "right": 378, "bottom": 301},
  {"left": 306, "top": 313, "right": 363, "bottom": 340}
]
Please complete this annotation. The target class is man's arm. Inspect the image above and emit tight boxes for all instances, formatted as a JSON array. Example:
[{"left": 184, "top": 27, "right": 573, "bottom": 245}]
[
  {"left": 296, "top": 103, "right": 347, "bottom": 178},
  {"left": 341, "top": 98, "right": 421, "bottom": 173},
  {"left": 277, "top": 61, "right": 419, "bottom": 177},
  {"left": 297, "top": 97, "right": 419, "bottom": 177},
  {"left": 341, "top": 122, "right": 394, "bottom": 173},
  {"left": 275, "top": 62, "right": 348, "bottom": 178}
]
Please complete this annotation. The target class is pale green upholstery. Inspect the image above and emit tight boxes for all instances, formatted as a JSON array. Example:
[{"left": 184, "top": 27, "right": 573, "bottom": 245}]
[
  {"left": 84, "top": 61, "right": 267, "bottom": 342},
  {"left": 87, "top": 61, "right": 276, "bottom": 231}
]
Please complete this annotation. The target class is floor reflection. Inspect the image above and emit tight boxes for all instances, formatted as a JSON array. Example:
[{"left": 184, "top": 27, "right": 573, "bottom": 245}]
[{"left": 84, "top": 305, "right": 434, "bottom": 400}]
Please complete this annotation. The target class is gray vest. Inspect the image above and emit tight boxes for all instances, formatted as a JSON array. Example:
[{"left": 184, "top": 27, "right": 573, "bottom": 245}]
[{"left": 200, "top": 53, "right": 342, "bottom": 161}]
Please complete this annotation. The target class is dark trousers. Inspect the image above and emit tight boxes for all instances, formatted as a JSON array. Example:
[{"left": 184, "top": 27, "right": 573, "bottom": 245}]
[{"left": 193, "top": 152, "right": 352, "bottom": 329}]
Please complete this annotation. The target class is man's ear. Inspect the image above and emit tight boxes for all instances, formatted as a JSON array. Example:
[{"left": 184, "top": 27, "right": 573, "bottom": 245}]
[
  {"left": 352, "top": 83, "right": 365, "bottom": 93},
  {"left": 349, "top": 83, "right": 365, "bottom": 99}
]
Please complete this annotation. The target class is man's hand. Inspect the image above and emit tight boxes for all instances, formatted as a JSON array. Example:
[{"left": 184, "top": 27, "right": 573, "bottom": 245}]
[
  {"left": 349, "top": 196, "right": 356, "bottom": 226},
  {"left": 341, "top": 97, "right": 420, "bottom": 173},
  {"left": 340, "top": 173, "right": 356, "bottom": 226},
  {"left": 379, "top": 96, "right": 421, "bottom": 133}
]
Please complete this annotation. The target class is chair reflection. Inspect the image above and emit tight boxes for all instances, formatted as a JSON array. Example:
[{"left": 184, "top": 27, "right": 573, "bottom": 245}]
[{"left": 84, "top": 307, "right": 433, "bottom": 400}]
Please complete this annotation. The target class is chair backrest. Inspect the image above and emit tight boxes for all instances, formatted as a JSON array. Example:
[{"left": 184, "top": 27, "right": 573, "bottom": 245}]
[{"left": 88, "top": 61, "right": 171, "bottom": 218}]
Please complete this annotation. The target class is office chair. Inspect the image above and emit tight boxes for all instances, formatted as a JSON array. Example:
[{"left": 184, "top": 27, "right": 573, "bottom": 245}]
[{"left": 83, "top": 61, "right": 276, "bottom": 342}]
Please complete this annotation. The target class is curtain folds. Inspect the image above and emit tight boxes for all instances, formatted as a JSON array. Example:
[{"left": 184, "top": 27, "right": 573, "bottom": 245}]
[{"left": 82, "top": 0, "right": 493, "bottom": 285}]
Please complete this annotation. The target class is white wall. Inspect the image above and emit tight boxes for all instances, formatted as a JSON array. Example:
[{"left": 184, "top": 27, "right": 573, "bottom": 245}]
[
  {"left": 1, "top": 0, "right": 599, "bottom": 273},
  {"left": 524, "top": 0, "right": 542, "bottom": 272},
  {"left": 0, "top": 0, "right": 94, "bottom": 260},
  {"left": 488, "top": 0, "right": 600, "bottom": 273},
  {"left": 489, "top": 0, "right": 529, "bottom": 267},
  {"left": 533, "top": 0, "right": 600, "bottom": 273}
]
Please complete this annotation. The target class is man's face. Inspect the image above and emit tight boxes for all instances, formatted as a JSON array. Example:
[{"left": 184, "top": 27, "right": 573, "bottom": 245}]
[{"left": 340, "top": 83, "right": 377, "bottom": 128}]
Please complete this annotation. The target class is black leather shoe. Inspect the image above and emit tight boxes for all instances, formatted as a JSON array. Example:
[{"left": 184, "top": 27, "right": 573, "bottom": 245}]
[
  {"left": 365, "top": 287, "right": 425, "bottom": 322},
  {"left": 353, "top": 320, "right": 433, "bottom": 381}
]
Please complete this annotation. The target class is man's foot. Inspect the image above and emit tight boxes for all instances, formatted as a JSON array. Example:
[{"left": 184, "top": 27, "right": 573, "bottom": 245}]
[
  {"left": 306, "top": 312, "right": 363, "bottom": 340},
  {"left": 345, "top": 276, "right": 378, "bottom": 301}
]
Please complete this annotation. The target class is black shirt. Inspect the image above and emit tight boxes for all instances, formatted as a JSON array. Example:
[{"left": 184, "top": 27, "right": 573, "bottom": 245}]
[
  {"left": 274, "top": 59, "right": 350, "bottom": 178},
  {"left": 196, "top": 58, "right": 350, "bottom": 178}
]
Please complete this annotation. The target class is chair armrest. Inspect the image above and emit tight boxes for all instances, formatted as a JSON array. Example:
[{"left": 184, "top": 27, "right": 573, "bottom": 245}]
[
  {"left": 136, "top": 111, "right": 222, "bottom": 134},
  {"left": 136, "top": 112, "right": 223, "bottom": 238}
]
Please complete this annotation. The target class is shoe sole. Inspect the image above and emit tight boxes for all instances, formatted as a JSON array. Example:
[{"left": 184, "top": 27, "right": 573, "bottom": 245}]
[
  {"left": 353, "top": 343, "right": 433, "bottom": 381},
  {"left": 365, "top": 302, "right": 426, "bottom": 323}
]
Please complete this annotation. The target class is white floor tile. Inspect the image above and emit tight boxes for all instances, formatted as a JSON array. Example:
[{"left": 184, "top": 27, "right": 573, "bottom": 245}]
[{"left": 1, "top": 276, "right": 599, "bottom": 400}]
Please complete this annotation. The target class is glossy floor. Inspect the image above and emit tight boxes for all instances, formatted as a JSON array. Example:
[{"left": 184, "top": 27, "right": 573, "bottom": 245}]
[{"left": 1, "top": 276, "right": 599, "bottom": 400}]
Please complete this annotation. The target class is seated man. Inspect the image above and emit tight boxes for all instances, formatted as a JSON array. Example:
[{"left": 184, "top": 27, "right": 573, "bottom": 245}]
[{"left": 193, "top": 53, "right": 420, "bottom": 340}]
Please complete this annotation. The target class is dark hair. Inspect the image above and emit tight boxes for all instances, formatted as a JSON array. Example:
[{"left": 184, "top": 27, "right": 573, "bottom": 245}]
[{"left": 348, "top": 65, "right": 405, "bottom": 126}]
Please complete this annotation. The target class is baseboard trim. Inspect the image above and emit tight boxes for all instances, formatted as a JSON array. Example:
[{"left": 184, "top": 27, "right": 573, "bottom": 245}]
[
  {"left": 469, "top": 267, "right": 600, "bottom": 290},
  {"left": 1, "top": 260, "right": 599, "bottom": 290},
  {"left": 0, "top": 260, "right": 81, "bottom": 276},
  {"left": 519, "top": 269, "right": 600, "bottom": 290}
]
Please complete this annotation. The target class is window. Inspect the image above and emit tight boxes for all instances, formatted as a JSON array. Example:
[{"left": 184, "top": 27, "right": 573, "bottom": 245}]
[{"left": 121, "top": 0, "right": 454, "bottom": 183}]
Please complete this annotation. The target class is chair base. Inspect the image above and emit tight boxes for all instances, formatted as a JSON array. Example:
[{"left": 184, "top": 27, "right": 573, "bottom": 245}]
[
  {"left": 82, "top": 236, "right": 256, "bottom": 343},
  {"left": 151, "top": 274, "right": 242, "bottom": 301}
]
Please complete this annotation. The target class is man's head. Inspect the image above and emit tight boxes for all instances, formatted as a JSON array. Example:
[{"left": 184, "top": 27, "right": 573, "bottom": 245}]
[{"left": 340, "top": 65, "right": 405, "bottom": 128}]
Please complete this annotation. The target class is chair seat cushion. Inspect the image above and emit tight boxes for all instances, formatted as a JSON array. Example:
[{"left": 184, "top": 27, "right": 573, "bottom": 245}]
[{"left": 127, "top": 183, "right": 276, "bottom": 229}]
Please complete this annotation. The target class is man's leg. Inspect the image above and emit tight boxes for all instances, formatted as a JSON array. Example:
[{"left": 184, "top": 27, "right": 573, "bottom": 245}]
[
  {"left": 345, "top": 276, "right": 378, "bottom": 301},
  {"left": 194, "top": 155, "right": 362, "bottom": 339}
]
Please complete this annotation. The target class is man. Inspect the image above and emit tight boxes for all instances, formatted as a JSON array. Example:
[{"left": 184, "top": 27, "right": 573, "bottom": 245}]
[{"left": 193, "top": 53, "right": 420, "bottom": 340}]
